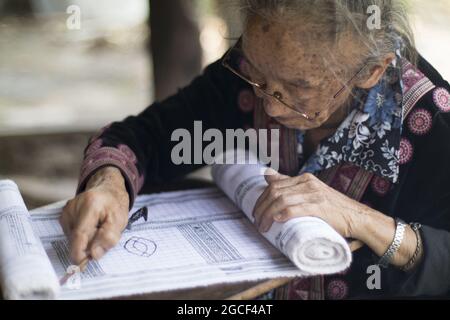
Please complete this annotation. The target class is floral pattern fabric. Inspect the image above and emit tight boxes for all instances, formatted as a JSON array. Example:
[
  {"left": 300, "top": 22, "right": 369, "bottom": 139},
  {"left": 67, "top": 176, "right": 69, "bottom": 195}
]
[{"left": 299, "top": 58, "right": 404, "bottom": 183}]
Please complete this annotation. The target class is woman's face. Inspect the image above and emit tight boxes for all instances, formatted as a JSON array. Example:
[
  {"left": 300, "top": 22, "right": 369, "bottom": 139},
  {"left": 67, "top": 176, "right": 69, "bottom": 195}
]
[{"left": 242, "top": 16, "right": 358, "bottom": 130}]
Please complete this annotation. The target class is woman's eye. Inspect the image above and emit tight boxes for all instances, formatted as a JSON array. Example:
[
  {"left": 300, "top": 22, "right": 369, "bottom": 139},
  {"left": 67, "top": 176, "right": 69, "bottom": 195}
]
[
  {"left": 247, "top": 65, "right": 265, "bottom": 83},
  {"left": 287, "top": 81, "right": 312, "bottom": 90}
]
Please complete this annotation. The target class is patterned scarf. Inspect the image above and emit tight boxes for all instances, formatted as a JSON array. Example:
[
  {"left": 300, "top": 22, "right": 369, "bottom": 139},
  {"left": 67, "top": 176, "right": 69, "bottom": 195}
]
[{"left": 299, "top": 58, "right": 404, "bottom": 183}]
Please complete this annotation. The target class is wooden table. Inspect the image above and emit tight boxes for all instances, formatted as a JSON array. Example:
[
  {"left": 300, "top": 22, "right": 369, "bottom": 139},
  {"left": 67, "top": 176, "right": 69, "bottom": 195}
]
[{"left": 112, "top": 278, "right": 293, "bottom": 300}]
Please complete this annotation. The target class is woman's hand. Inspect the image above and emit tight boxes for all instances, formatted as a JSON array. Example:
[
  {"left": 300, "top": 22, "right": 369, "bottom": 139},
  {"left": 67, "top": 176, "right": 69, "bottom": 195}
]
[
  {"left": 60, "top": 166, "right": 129, "bottom": 264},
  {"left": 253, "top": 169, "right": 372, "bottom": 241}
]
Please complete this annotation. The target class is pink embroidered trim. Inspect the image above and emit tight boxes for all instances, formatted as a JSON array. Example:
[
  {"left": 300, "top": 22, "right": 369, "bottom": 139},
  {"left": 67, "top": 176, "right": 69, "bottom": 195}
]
[
  {"left": 78, "top": 147, "right": 143, "bottom": 199},
  {"left": 399, "top": 138, "right": 414, "bottom": 165},
  {"left": 407, "top": 108, "right": 433, "bottom": 136},
  {"left": 118, "top": 144, "right": 137, "bottom": 163},
  {"left": 85, "top": 139, "right": 103, "bottom": 155},
  {"left": 401, "top": 60, "right": 436, "bottom": 118},
  {"left": 433, "top": 87, "right": 450, "bottom": 112},
  {"left": 371, "top": 175, "right": 391, "bottom": 196},
  {"left": 326, "top": 279, "right": 349, "bottom": 300},
  {"left": 238, "top": 89, "right": 256, "bottom": 113}
]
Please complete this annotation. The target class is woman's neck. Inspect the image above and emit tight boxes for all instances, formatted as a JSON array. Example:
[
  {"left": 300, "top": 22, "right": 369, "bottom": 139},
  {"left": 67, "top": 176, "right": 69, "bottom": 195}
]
[
  {"left": 302, "top": 99, "right": 353, "bottom": 158},
  {"left": 319, "top": 99, "right": 353, "bottom": 130}
]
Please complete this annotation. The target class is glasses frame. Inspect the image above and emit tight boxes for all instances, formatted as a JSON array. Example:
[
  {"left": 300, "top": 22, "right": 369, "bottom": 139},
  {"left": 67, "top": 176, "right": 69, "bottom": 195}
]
[{"left": 222, "top": 38, "right": 368, "bottom": 121}]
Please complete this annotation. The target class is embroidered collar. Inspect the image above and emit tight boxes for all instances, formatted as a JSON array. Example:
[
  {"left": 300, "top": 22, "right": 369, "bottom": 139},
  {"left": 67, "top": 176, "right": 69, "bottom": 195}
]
[{"left": 299, "top": 58, "right": 405, "bottom": 183}]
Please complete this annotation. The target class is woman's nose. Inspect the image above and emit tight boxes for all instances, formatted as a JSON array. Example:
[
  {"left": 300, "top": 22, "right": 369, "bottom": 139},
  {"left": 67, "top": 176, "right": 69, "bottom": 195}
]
[
  {"left": 260, "top": 96, "right": 288, "bottom": 118},
  {"left": 252, "top": 84, "right": 289, "bottom": 118}
]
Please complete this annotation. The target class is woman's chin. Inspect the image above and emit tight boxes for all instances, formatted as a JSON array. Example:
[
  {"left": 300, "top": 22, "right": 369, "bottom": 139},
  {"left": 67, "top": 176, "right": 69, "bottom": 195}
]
[{"left": 275, "top": 117, "right": 320, "bottom": 130}]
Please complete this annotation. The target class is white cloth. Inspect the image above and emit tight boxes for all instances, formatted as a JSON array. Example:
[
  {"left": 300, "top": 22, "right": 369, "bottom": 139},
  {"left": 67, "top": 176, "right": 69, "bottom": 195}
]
[
  {"left": 211, "top": 151, "right": 352, "bottom": 275},
  {"left": 0, "top": 180, "right": 59, "bottom": 299}
]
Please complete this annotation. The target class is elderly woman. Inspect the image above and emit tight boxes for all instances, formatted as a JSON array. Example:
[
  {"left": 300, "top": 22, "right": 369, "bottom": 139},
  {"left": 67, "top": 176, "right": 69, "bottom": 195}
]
[{"left": 61, "top": 0, "right": 450, "bottom": 299}]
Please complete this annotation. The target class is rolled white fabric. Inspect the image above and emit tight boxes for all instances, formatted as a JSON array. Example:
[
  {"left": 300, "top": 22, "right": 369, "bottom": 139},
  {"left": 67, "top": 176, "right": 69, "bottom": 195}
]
[
  {"left": 0, "top": 180, "right": 60, "bottom": 299},
  {"left": 212, "top": 151, "right": 352, "bottom": 275}
]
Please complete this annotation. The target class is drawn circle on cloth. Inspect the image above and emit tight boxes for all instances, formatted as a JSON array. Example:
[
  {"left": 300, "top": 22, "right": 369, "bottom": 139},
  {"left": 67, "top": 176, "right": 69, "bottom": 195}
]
[
  {"left": 407, "top": 108, "right": 433, "bottom": 136},
  {"left": 124, "top": 236, "right": 157, "bottom": 257},
  {"left": 371, "top": 175, "right": 391, "bottom": 197},
  {"left": 433, "top": 87, "right": 450, "bottom": 112},
  {"left": 238, "top": 89, "right": 256, "bottom": 113},
  {"left": 399, "top": 138, "right": 414, "bottom": 165},
  {"left": 326, "top": 279, "right": 349, "bottom": 300}
]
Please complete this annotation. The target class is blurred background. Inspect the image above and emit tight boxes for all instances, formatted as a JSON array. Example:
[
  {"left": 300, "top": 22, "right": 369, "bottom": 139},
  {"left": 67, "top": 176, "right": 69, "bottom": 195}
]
[{"left": 0, "top": 0, "right": 449, "bottom": 208}]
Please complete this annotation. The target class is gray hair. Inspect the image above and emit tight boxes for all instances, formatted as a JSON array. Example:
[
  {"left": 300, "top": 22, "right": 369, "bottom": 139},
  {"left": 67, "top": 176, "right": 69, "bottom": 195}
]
[{"left": 239, "top": 0, "right": 416, "bottom": 78}]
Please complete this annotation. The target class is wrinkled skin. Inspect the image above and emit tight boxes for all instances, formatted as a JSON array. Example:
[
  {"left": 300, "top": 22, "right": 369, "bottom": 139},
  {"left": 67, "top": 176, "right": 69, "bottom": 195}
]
[
  {"left": 241, "top": 15, "right": 392, "bottom": 130},
  {"left": 61, "top": 15, "right": 416, "bottom": 267}
]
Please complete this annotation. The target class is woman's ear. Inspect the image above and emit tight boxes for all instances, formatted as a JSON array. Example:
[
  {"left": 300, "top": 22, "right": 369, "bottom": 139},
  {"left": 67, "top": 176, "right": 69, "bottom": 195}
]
[{"left": 356, "top": 52, "right": 395, "bottom": 89}]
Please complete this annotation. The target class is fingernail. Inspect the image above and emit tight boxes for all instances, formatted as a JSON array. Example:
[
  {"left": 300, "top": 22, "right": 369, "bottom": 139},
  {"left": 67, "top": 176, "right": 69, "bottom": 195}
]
[
  {"left": 275, "top": 214, "right": 283, "bottom": 221},
  {"left": 92, "top": 246, "right": 104, "bottom": 260}
]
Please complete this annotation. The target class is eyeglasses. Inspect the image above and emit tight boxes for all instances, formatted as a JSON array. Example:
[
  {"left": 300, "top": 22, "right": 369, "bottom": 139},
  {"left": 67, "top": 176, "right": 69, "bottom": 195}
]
[{"left": 222, "top": 38, "right": 368, "bottom": 122}]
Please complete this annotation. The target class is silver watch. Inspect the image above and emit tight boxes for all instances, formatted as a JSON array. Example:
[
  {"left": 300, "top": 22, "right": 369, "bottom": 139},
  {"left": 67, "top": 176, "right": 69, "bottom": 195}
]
[{"left": 378, "top": 218, "right": 407, "bottom": 268}]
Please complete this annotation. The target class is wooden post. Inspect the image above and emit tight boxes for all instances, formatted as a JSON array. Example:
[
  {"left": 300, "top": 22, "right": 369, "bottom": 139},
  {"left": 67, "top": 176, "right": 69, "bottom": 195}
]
[{"left": 149, "top": 0, "right": 202, "bottom": 101}]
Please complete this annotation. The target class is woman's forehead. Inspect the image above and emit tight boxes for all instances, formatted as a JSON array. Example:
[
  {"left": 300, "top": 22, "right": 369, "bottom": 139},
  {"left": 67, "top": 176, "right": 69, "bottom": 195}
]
[{"left": 242, "top": 22, "right": 335, "bottom": 83}]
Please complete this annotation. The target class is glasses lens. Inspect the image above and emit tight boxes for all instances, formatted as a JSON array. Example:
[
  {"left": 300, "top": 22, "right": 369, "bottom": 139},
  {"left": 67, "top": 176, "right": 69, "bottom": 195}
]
[{"left": 223, "top": 40, "right": 320, "bottom": 120}]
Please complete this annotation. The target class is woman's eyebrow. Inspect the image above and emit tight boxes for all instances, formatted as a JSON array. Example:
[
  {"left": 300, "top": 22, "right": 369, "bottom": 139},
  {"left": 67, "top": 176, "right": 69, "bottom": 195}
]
[
  {"left": 241, "top": 47, "right": 262, "bottom": 74},
  {"left": 284, "top": 78, "right": 312, "bottom": 88}
]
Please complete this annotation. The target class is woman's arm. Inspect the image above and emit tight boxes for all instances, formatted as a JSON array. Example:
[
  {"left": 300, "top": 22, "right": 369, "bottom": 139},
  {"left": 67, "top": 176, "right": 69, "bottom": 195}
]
[
  {"left": 349, "top": 205, "right": 421, "bottom": 268},
  {"left": 77, "top": 58, "right": 252, "bottom": 207},
  {"left": 62, "top": 58, "right": 252, "bottom": 263},
  {"left": 254, "top": 170, "right": 450, "bottom": 297}
]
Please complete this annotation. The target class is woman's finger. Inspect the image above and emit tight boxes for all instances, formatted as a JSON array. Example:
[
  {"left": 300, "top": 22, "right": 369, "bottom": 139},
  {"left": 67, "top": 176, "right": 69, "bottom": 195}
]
[
  {"left": 256, "top": 192, "right": 305, "bottom": 231},
  {"left": 89, "top": 218, "right": 125, "bottom": 260},
  {"left": 349, "top": 240, "right": 364, "bottom": 252},
  {"left": 274, "top": 203, "right": 319, "bottom": 222},
  {"left": 69, "top": 207, "right": 100, "bottom": 264},
  {"left": 60, "top": 200, "right": 74, "bottom": 236},
  {"left": 253, "top": 171, "right": 287, "bottom": 217}
]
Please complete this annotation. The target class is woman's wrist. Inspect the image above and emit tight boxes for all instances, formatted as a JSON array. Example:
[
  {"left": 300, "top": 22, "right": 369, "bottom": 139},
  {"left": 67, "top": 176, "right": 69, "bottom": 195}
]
[
  {"left": 345, "top": 203, "right": 387, "bottom": 242},
  {"left": 86, "top": 166, "right": 127, "bottom": 193},
  {"left": 86, "top": 166, "right": 130, "bottom": 211},
  {"left": 353, "top": 207, "right": 394, "bottom": 243},
  {"left": 350, "top": 205, "right": 419, "bottom": 268}
]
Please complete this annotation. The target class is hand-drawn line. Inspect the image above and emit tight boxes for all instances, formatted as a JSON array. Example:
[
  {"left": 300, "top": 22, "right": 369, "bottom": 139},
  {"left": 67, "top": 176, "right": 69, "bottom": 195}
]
[{"left": 123, "top": 236, "right": 157, "bottom": 257}]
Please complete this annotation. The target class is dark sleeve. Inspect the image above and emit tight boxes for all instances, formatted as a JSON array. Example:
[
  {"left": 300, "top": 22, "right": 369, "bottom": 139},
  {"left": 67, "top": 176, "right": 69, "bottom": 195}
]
[
  {"left": 382, "top": 113, "right": 450, "bottom": 298},
  {"left": 76, "top": 59, "right": 253, "bottom": 208},
  {"left": 385, "top": 62, "right": 450, "bottom": 297},
  {"left": 393, "top": 226, "right": 450, "bottom": 297}
]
